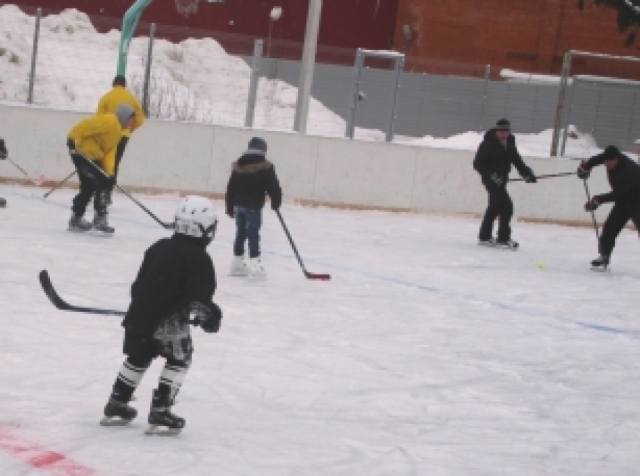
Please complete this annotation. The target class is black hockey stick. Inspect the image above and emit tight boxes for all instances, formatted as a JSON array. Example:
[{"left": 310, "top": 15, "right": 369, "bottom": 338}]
[
  {"left": 77, "top": 152, "right": 174, "bottom": 230},
  {"left": 583, "top": 179, "right": 600, "bottom": 240},
  {"left": 39, "top": 270, "right": 126, "bottom": 317},
  {"left": 39, "top": 269, "right": 200, "bottom": 323},
  {"left": 508, "top": 171, "right": 576, "bottom": 182},
  {"left": 275, "top": 210, "right": 331, "bottom": 280},
  {"left": 43, "top": 170, "right": 76, "bottom": 198}
]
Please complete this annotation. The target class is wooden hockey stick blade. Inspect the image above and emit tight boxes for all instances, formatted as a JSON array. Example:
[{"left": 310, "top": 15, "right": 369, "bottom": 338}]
[
  {"left": 38, "top": 270, "right": 126, "bottom": 317},
  {"left": 303, "top": 270, "right": 331, "bottom": 280}
]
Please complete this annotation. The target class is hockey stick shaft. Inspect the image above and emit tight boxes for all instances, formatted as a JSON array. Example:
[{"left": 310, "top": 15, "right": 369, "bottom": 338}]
[
  {"left": 583, "top": 179, "right": 600, "bottom": 240},
  {"left": 39, "top": 269, "right": 199, "bottom": 323},
  {"left": 77, "top": 152, "right": 173, "bottom": 229},
  {"left": 508, "top": 172, "right": 576, "bottom": 182},
  {"left": 275, "top": 210, "right": 331, "bottom": 280},
  {"left": 43, "top": 170, "right": 76, "bottom": 198},
  {"left": 6, "top": 157, "right": 42, "bottom": 185}
]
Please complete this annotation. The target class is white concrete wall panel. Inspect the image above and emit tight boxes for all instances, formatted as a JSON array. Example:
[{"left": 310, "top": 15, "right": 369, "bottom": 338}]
[{"left": 0, "top": 104, "right": 613, "bottom": 226}]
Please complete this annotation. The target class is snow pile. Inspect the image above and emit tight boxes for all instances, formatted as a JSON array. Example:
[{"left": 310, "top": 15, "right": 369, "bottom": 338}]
[
  {"left": 399, "top": 125, "right": 604, "bottom": 159},
  {"left": 0, "top": 5, "right": 383, "bottom": 139}
]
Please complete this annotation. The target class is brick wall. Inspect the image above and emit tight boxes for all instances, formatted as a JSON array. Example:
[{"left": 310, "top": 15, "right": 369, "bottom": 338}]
[{"left": 393, "top": 0, "right": 640, "bottom": 78}]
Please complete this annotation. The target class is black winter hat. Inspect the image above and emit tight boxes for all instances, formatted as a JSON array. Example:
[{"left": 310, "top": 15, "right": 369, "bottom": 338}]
[
  {"left": 603, "top": 145, "right": 621, "bottom": 160},
  {"left": 495, "top": 119, "right": 511, "bottom": 131},
  {"left": 248, "top": 137, "right": 267, "bottom": 154}
]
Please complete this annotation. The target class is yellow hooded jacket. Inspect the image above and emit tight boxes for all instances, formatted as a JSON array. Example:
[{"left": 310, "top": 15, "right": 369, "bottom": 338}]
[
  {"left": 97, "top": 86, "right": 145, "bottom": 137},
  {"left": 67, "top": 114, "right": 124, "bottom": 176}
]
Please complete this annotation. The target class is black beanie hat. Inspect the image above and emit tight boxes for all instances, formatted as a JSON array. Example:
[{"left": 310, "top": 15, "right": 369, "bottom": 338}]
[
  {"left": 495, "top": 119, "right": 511, "bottom": 131},
  {"left": 113, "top": 75, "right": 126, "bottom": 87},
  {"left": 603, "top": 145, "right": 621, "bottom": 160},
  {"left": 248, "top": 137, "right": 267, "bottom": 154}
]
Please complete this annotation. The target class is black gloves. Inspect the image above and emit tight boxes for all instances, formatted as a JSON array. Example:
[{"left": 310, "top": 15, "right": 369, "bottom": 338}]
[
  {"left": 190, "top": 301, "right": 222, "bottom": 333},
  {"left": 66, "top": 138, "right": 76, "bottom": 152},
  {"left": 0, "top": 139, "right": 7, "bottom": 159},
  {"left": 524, "top": 168, "right": 537, "bottom": 183},
  {"left": 577, "top": 160, "right": 591, "bottom": 180},
  {"left": 585, "top": 196, "right": 601, "bottom": 211},
  {"left": 489, "top": 172, "right": 504, "bottom": 188}
]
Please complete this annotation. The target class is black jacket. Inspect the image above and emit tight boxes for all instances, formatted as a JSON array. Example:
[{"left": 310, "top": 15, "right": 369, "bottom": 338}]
[
  {"left": 123, "top": 234, "right": 217, "bottom": 336},
  {"left": 587, "top": 152, "right": 640, "bottom": 204},
  {"left": 473, "top": 130, "right": 532, "bottom": 187},
  {"left": 225, "top": 151, "right": 282, "bottom": 215}
]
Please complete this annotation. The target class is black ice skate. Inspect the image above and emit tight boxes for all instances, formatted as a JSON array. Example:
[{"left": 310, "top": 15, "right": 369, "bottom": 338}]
[
  {"left": 68, "top": 213, "right": 92, "bottom": 232},
  {"left": 100, "top": 397, "right": 137, "bottom": 426},
  {"left": 590, "top": 254, "right": 610, "bottom": 272},
  {"left": 145, "top": 390, "right": 185, "bottom": 436},
  {"left": 92, "top": 213, "right": 114, "bottom": 236},
  {"left": 496, "top": 239, "right": 519, "bottom": 251},
  {"left": 478, "top": 237, "right": 496, "bottom": 247}
]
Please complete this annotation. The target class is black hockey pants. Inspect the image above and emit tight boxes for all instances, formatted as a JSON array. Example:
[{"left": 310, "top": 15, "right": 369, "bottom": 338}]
[
  {"left": 70, "top": 153, "right": 111, "bottom": 217},
  {"left": 599, "top": 201, "right": 640, "bottom": 257},
  {"left": 479, "top": 184, "right": 514, "bottom": 241}
]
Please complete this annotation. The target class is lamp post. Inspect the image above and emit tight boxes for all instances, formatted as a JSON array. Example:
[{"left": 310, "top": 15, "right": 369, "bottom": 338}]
[{"left": 267, "top": 6, "right": 282, "bottom": 60}]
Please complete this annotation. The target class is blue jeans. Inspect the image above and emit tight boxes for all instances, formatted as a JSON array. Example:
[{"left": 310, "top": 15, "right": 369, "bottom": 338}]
[{"left": 233, "top": 207, "right": 262, "bottom": 258}]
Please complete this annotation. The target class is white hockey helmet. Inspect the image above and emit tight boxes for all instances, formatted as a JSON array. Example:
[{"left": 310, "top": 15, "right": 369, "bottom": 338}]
[{"left": 174, "top": 195, "right": 218, "bottom": 239}]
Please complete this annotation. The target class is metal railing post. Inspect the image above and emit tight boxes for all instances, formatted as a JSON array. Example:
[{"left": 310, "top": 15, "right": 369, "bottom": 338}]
[
  {"left": 386, "top": 55, "right": 405, "bottom": 142},
  {"left": 478, "top": 64, "right": 490, "bottom": 132},
  {"left": 27, "top": 8, "right": 42, "bottom": 104},
  {"left": 245, "top": 39, "right": 263, "bottom": 128},
  {"left": 142, "top": 23, "right": 155, "bottom": 117},
  {"left": 346, "top": 49, "right": 364, "bottom": 139},
  {"left": 551, "top": 51, "right": 572, "bottom": 156}
]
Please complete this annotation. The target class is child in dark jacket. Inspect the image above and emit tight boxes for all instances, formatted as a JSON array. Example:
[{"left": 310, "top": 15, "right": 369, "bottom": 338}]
[{"left": 225, "top": 137, "right": 282, "bottom": 279}]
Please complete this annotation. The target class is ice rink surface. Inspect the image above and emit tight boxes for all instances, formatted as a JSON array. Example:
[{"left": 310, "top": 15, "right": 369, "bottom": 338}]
[{"left": 1, "top": 183, "right": 639, "bottom": 476}]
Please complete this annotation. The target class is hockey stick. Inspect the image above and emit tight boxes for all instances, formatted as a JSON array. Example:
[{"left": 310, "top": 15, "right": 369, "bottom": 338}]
[
  {"left": 508, "top": 171, "right": 576, "bottom": 182},
  {"left": 77, "top": 152, "right": 174, "bottom": 230},
  {"left": 39, "top": 269, "right": 200, "bottom": 324},
  {"left": 583, "top": 179, "right": 600, "bottom": 240},
  {"left": 275, "top": 210, "right": 331, "bottom": 280},
  {"left": 6, "top": 157, "right": 45, "bottom": 185},
  {"left": 39, "top": 270, "right": 126, "bottom": 317},
  {"left": 43, "top": 170, "right": 76, "bottom": 198}
]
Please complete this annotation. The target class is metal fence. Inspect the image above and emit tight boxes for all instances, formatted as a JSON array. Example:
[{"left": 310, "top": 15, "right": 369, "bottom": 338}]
[{"left": 3, "top": 4, "right": 640, "bottom": 154}]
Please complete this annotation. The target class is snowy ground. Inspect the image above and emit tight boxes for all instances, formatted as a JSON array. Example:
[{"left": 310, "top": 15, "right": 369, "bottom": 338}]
[{"left": 1, "top": 183, "right": 639, "bottom": 475}]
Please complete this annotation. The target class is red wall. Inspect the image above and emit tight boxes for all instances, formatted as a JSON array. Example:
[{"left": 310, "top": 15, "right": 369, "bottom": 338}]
[
  {"left": 393, "top": 0, "right": 640, "bottom": 77},
  {"left": 5, "top": 0, "right": 399, "bottom": 62}
]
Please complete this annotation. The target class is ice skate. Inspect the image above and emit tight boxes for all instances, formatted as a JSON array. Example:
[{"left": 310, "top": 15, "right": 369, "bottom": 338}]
[
  {"left": 145, "top": 390, "right": 185, "bottom": 436},
  {"left": 496, "top": 239, "right": 519, "bottom": 251},
  {"left": 590, "top": 254, "right": 610, "bottom": 272},
  {"left": 100, "top": 397, "right": 137, "bottom": 426},
  {"left": 248, "top": 257, "right": 267, "bottom": 280},
  {"left": 228, "top": 255, "right": 249, "bottom": 277},
  {"left": 91, "top": 213, "right": 114, "bottom": 236},
  {"left": 478, "top": 237, "right": 496, "bottom": 247},
  {"left": 68, "top": 213, "right": 92, "bottom": 232}
]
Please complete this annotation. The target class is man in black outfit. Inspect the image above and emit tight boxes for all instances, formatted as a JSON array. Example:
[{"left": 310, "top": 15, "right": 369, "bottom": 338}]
[
  {"left": 0, "top": 138, "right": 7, "bottom": 208},
  {"left": 225, "top": 136, "right": 282, "bottom": 279},
  {"left": 473, "top": 119, "right": 537, "bottom": 249},
  {"left": 101, "top": 196, "right": 222, "bottom": 435},
  {"left": 577, "top": 145, "right": 640, "bottom": 270}
]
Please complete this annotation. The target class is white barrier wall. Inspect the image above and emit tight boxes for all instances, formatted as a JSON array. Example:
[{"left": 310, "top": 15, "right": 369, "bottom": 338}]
[{"left": 0, "top": 103, "right": 611, "bottom": 225}]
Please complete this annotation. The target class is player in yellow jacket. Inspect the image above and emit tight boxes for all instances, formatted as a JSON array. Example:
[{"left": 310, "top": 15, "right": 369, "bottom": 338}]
[
  {"left": 97, "top": 75, "right": 145, "bottom": 180},
  {"left": 67, "top": 104, "right": 135, "bottom": 235}
]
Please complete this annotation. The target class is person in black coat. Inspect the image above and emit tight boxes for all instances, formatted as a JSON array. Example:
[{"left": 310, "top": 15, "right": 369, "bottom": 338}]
[
  {"left": 0, "top": 138, "right": 7, "bottom": 208},
  {"left": 577, "top": 145, "right": 640, "bottom": 269},
  {"left": 225, "top": 136, "right": 282, "bottom": 278},
  {"left": 473, "top": 119, "right": 537, "bottom": 249},
  {"left": 101, "top": 196, "right": 222, "bottom": 435}
]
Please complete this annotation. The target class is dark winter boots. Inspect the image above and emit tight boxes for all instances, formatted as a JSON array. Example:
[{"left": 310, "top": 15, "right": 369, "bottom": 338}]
[
  {"left": 591, "top": 254, "right": 610, "bottom": 271},
  {"left": 145, "top": 389, "right": 185, "bottom": 436},
  {"left": 93, "top": 213, "right": 114, "bottom": 235},
  {"left": 68, "top": 213, "right": 92, "bottom": 232},
  {"left": 100, "top": 394, "right": 137, "bottom": 426}
]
